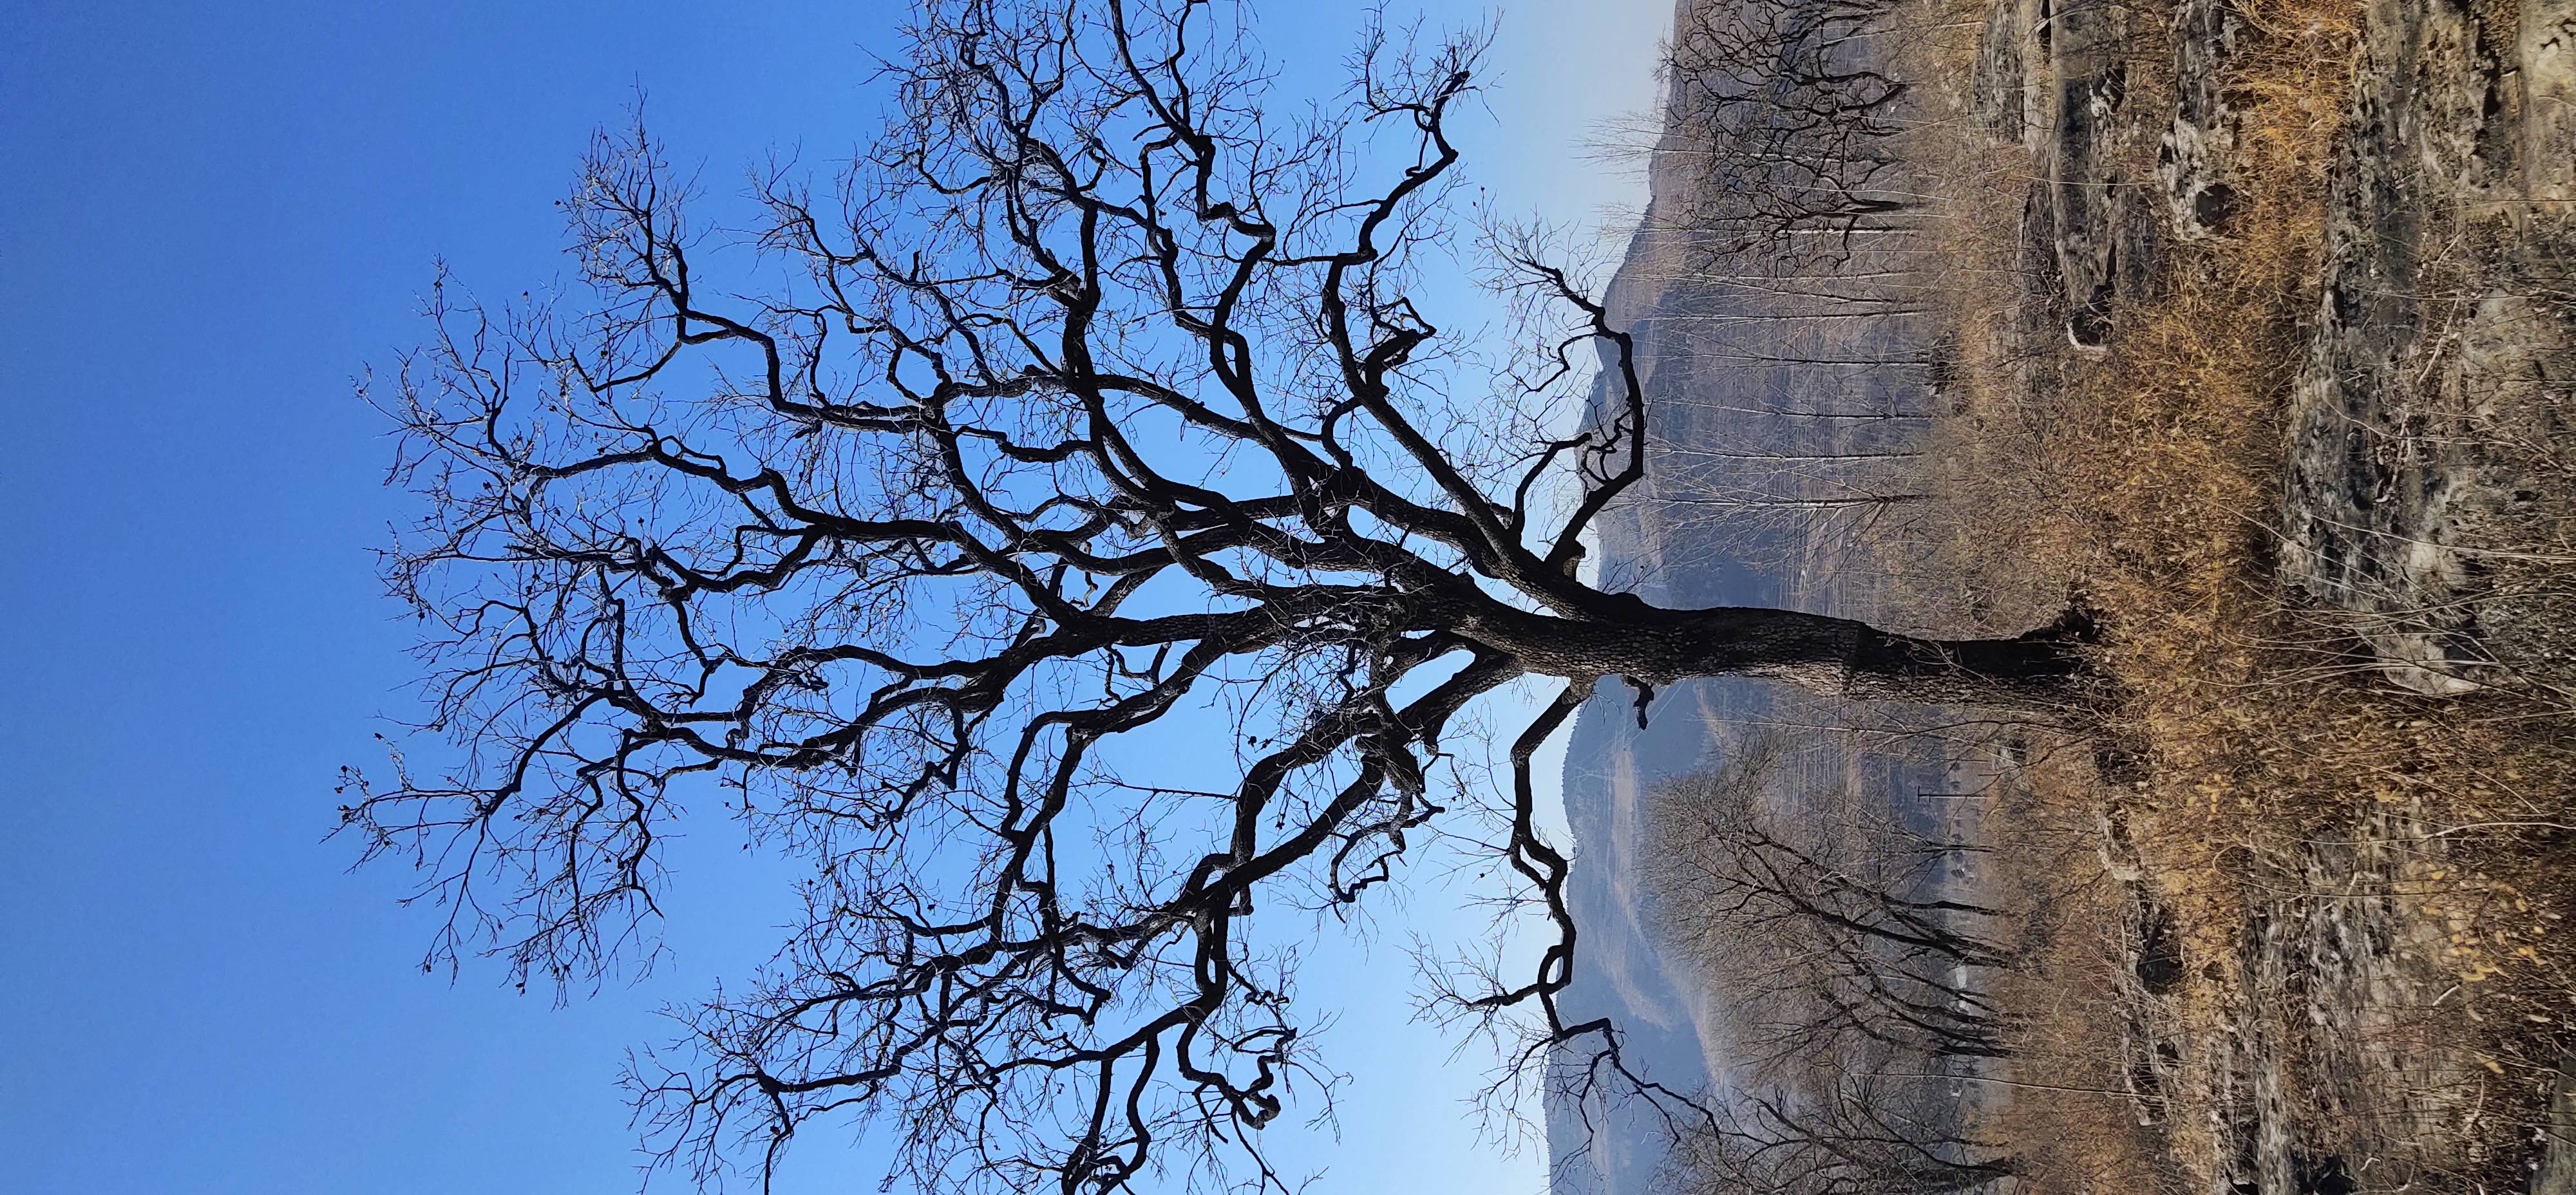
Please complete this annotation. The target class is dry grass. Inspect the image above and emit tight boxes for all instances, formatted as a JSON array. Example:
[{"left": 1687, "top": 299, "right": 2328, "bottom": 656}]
[
  {"left": 1972, "top": 746, "right": 2190, "bottom": 1193},
  {"left": 1875, "top": 0, "right": 2576, "bottom": 1186}
]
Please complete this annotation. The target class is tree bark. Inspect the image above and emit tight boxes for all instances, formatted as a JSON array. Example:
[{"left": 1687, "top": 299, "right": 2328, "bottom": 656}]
[{"left": 1461, "top": 596, "right": 2093, "bottom": 708}]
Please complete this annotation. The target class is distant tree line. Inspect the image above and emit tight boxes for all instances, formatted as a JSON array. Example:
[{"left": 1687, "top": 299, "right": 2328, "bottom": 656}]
[{"left": 1645, "top": 732, "right": 2023, "bottom": 1194}]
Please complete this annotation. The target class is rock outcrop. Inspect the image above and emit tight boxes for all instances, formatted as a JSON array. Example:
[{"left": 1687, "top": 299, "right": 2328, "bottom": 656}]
[
  {"left": 2277, "top": 0, "right": 2576, "bottom": 695},
  {"left": 2160, "top": 0, "right": 2241, "bottom": 238},
  {"left": 1976, "top": 0, "right": 2576, "bottom": 694}
]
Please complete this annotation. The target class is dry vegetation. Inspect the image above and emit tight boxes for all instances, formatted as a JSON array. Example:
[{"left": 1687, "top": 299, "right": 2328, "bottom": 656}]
[{"left": 1866, "top": 0, "right": 2576, "bottom": 1187}]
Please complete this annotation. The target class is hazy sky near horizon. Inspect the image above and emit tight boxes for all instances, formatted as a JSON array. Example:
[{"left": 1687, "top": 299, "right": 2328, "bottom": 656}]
[{"left": 0, "top": 1, "right": 1670, "bottom": 1190}]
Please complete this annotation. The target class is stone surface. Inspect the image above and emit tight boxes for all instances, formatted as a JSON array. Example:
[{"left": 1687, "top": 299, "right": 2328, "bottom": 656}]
[
  {"left": 1971, "top": 0, "right": 2028, "bottom": 142},
  {"left": 2159, "top": 0, "right": 2240, "bottom": 238},
  {"left": 2537, "top": 1055, "right": 2576, "bottom": 1195},
  {"left": 2277, "top": 0, "right": 2576, "bottom": 695},
  {"left": 2048, "top": 0, "right": 2138, "bottom": 348},
  {"left": 2528, "top": 0, "right": 2576, "bottom": 203}
]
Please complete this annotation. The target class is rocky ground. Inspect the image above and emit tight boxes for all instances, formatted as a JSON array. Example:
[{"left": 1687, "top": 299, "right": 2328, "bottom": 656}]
[
  {"left": 1973, "top": 0, "right": 2576, "bottom": 697},
  {"left": 1938, "top": 0, "right": 2576, "bottom": 1189},
  {"left": 2275, "top": 0, "right": 2576, "bottom": 699}
]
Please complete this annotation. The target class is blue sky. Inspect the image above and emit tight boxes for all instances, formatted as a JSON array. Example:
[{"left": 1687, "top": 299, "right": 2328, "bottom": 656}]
[{"left": 0, "top": 1, "right": 1665, "bottom": 1190}]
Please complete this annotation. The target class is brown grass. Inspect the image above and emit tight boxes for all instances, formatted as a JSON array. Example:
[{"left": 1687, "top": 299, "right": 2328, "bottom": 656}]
[{"left": 1879, "top": 0, "right": 2576, "bottom": 1186}]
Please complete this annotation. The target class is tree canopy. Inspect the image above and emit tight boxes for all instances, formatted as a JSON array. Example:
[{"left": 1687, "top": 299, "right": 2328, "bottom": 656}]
[{"left": 346, "top": 1, "right": 2083, "bottom": 1190}]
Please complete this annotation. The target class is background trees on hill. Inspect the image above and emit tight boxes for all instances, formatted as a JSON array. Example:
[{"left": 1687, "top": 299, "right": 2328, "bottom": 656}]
[
  {"left": 1645, "top": 734, "right": 2025, "bottom": 1194},
  {"left": 1671, "top": 1049, "right": 2019, "bottom": 1195},
  {"left": 1660, "top": 0, "right": 1917, "bottom": 266},
  {"left": 1646, "top": 733, "right": 2020, "bottom": 1076}
]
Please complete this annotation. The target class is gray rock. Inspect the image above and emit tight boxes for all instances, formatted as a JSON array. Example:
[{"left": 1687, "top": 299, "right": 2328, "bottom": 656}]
[
  {"left": 2159, "top": 0, "right": 2240, "bottom": 238},
  {"left": 2525, "top": 0, "right": 2576, "bottom": 203},
  {"left": 1971, "top": 0, "right": 2029, "bottom": 143},
  {"left": 2276, "top": 0, "right": 2576, "bottom": 694},
  {"left": 2537, "top": 1055, "right": 2576, "bottom": 1195},
  {"left": 2049, "top": 0, "right": 2132, "bottom": 348}
]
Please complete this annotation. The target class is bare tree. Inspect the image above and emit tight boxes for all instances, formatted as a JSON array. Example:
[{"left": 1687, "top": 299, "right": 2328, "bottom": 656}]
[
  {"left": 1645, "top": 742, "right": 2022, "bottom": 1195},
  {"left": 346, "top": 1, "right": 2085, "bottom": 1190},
  {"left": 1660, "top": 0, "right": 1918, "bottom": 266},
  {"left": 1645, "top": 735, "right": 2018, "bottom": 1076},
  {"left": 1671, "top": 1048, "right": 2018, "bottom": 1195}
]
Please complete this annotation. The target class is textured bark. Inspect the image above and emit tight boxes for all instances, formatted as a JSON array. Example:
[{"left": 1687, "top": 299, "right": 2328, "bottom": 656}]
[{"left": 1461, "top": 593, "right": 2092, "bottom": 706}]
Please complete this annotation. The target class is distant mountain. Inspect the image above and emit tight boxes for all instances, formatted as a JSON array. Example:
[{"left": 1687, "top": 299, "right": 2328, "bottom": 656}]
[{"left": 1539, "top": 3, "right": 1948, "bottom": 1190}]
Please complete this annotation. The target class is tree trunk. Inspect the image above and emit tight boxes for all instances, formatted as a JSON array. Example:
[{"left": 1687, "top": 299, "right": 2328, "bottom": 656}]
[{"left": 1462, "top": 597, "right": 2093, "bottom": 709}]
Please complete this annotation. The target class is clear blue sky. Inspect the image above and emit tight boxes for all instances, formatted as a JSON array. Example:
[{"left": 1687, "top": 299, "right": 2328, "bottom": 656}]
[{"left": 0, "top": 1, "right": 1664, "bottom": 1190}]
